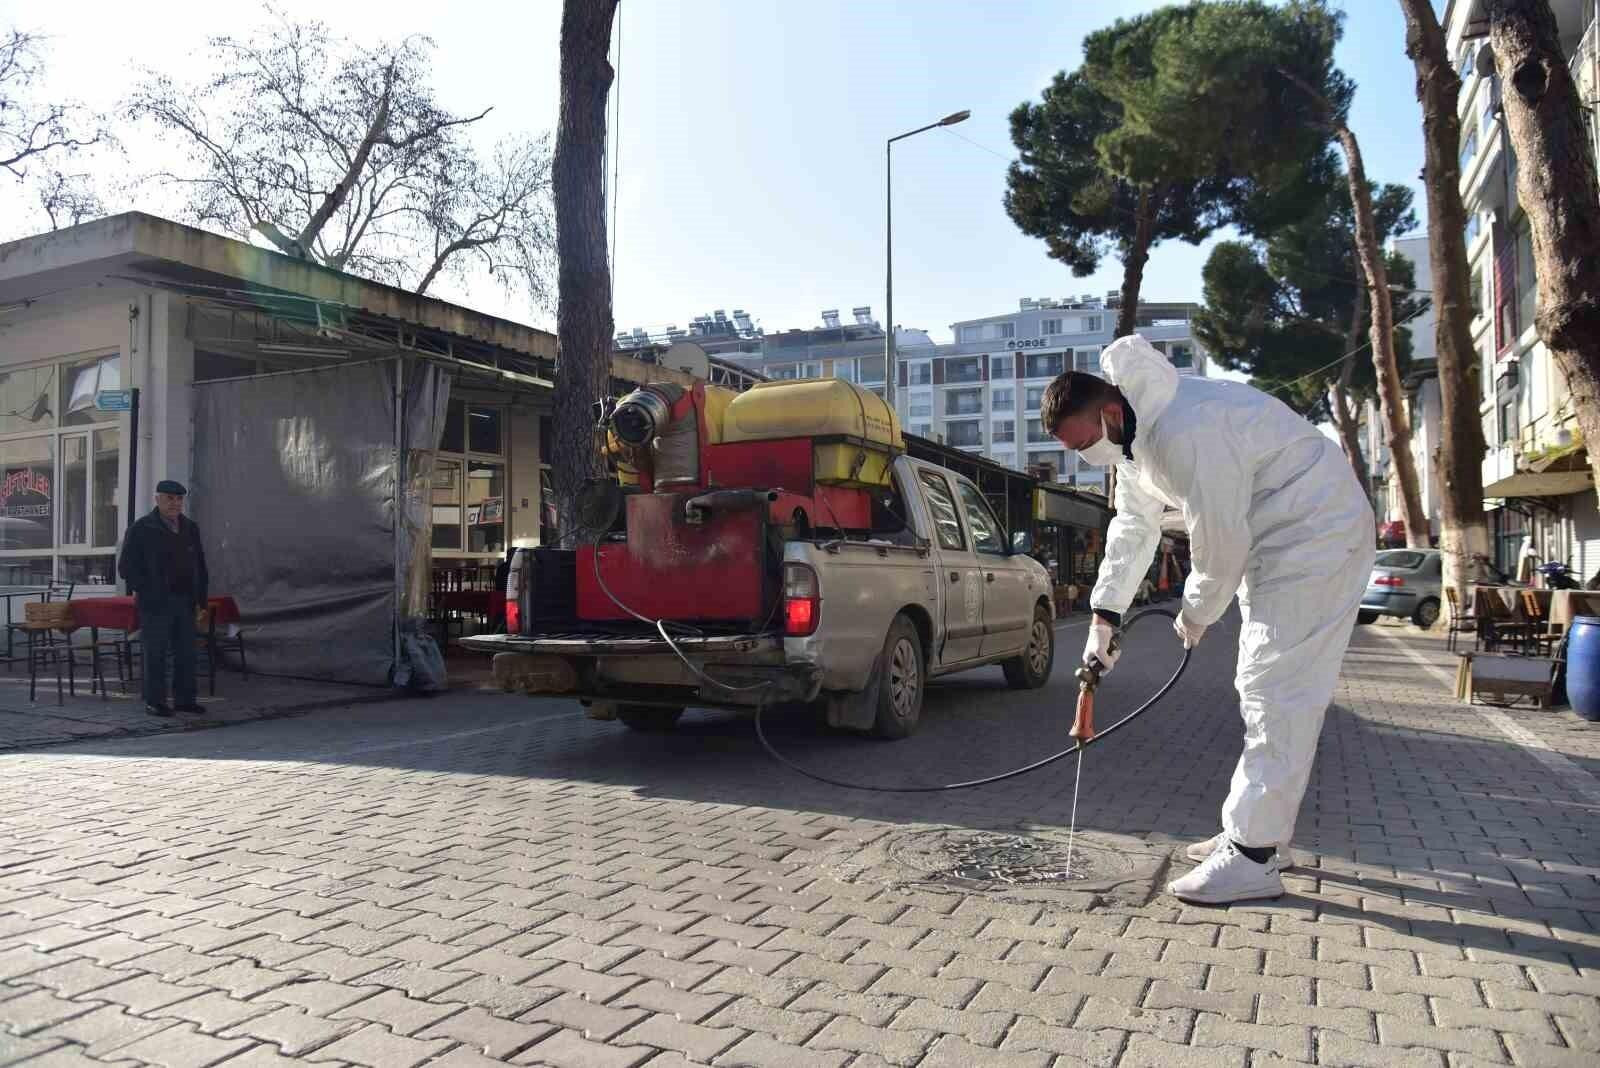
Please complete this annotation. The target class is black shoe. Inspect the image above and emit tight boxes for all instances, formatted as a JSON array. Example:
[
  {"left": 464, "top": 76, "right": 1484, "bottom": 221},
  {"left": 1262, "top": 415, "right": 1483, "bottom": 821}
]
[
  {"left": 173, "top": 703, "right": 205, "bottom": 716},
  {"left": 145, "top": 703, "right": 174, "bottom": 718}
]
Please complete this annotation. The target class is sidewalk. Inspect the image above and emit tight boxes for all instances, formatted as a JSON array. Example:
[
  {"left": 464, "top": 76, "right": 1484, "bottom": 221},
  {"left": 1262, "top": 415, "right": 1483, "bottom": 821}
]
[{"left": 0, "top": 666, "right": 412, "bottom": 752}]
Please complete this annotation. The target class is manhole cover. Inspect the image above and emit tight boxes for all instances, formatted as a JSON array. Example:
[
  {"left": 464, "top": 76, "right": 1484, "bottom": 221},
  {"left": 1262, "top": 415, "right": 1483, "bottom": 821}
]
[
  {"left": 893, "top": 830, "right": 1101, "bottom": 886},
  {"left": 822, "top": 826, "right": 1173, "bottom": 910}
]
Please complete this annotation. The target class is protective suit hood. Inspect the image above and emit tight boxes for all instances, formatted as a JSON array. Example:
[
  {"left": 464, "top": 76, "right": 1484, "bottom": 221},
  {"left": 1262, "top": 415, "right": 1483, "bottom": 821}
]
[{"left": 1100, "top": 334, "right": 1180, "bottom": 429}]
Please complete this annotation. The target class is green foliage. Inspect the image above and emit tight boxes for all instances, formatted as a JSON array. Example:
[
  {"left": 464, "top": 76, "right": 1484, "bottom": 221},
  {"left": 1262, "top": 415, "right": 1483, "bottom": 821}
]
[
  {"left": 1194, "top": 176, "right": 1424, "bottom": 421},
  {"left": 1005, "top": 1, "right": 1342, "bottom": 292}
]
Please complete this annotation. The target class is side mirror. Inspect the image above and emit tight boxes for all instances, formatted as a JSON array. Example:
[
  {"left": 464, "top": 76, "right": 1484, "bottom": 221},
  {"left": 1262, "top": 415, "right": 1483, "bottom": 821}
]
[{"left": 1011, "top": 530, "right": 1034, "bottom": 556}]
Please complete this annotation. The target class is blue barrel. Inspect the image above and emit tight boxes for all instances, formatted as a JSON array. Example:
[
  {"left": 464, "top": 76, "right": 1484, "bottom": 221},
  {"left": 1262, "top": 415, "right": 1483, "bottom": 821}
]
[{"left": 1568, "top": 616, "right": 1600, "bottom": 722}]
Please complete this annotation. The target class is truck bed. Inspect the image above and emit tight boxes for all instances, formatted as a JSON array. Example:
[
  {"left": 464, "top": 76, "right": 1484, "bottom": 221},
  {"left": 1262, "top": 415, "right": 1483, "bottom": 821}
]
[{"left": 461, "top": 629, "right": 780, "bottom": 657}]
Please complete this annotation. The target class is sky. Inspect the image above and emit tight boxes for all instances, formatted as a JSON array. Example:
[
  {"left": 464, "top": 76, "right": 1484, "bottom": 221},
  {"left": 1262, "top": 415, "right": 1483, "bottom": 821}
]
[{"left": 3, "top": 0, "right": 1431, "bottom": 347}]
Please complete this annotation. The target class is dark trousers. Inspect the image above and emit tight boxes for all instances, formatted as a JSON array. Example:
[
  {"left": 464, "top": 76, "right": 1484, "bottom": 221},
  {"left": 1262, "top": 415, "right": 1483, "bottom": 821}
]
[{"left": 140, "top": 600, "right": 198, "bottom": 707}]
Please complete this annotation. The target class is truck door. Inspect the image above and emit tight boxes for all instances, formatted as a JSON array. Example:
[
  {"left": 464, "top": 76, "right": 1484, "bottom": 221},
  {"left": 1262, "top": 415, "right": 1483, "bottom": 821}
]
[
  {"left": 954, "top": 479, "right": 1029, "bottom": 657},
  {"left": 916, "top": 468, "right": 985, "bottom": 665}
]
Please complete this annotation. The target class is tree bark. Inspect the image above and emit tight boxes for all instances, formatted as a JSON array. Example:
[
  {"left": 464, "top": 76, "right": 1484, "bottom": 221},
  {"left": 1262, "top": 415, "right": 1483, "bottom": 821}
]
[
  {"left": 1114, "top": 188, "right": 1154, "bottom": 339},
  {"left": 552, "top": 0, "right": 619, "bottom": 547},
  {"left": 1336, "top": 124, "right": 1430, "bottom": 547},
  {"left": 1488, "top": 0, "right": 1600, "bottom": 503},
  {"left": 1400, "top": 0, "right": 1491, "bottom": 615}
]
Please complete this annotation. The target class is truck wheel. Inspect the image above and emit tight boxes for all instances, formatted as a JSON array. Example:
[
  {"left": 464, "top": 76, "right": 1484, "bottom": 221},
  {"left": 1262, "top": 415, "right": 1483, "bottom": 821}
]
[
  {"left": 1412, "top": 598, "right": 1440, "bottom": 630},
  {"left": 617, "top": 705, "right": 684, "bottom": 732},
  {"left": 1003, "top": 605, "right": 1055, "bottom": 689},
  {"left": 1357, "top": 611, "right": 1379, "bottom": 625},
  {"left": 873, "top": 615, "right": 925, "bottom": 740}
]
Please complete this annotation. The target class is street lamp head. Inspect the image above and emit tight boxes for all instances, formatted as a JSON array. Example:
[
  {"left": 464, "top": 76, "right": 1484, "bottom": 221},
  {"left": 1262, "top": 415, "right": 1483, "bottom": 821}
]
[{"left": 940, "top": 109, "right": 972, "bottom": 126}]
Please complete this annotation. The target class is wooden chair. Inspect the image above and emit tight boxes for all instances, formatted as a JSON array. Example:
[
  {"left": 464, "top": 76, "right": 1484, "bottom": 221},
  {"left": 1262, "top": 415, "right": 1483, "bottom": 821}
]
[
  {"left": 1520, "top": 590, "right": 1560, "bottom": 656},
  {"left": 1480, "top": 593, "right": 1537, "bottom": 654},
  {"left": 23, "top": 607, "right": 78, "bottom": 705},
  {"left": 1444, "top": 587, "right": 1476, "bottom": 653}
]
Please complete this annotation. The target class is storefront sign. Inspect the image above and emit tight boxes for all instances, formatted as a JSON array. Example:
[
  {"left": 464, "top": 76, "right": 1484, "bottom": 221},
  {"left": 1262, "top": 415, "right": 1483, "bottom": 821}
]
[
  {"left": 1006, "top": 338, "right": 1054, "bottom": 350},
  {"left": 1034, "top": 485, "right": 1107, "bottom": 529},
  {"left": 95, "top": 389, "right": 134, "bottom": 412},
  {"left": 0, "top": 467, "right": 52, "bottom": 520}
]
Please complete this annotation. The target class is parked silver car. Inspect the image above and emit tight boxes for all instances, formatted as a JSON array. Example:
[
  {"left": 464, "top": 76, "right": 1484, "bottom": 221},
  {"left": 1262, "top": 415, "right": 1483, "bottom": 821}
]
[{"left": 1358, "top": 548, "right": 1442, "bottom": 628}]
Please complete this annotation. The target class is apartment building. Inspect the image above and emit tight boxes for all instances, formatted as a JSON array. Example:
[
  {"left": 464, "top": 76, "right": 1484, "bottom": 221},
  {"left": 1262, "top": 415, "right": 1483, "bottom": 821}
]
[
  {"left": 896, "top": 296, "right": 1207, "bottom": 493},
  {"left": 1443, "top": 0, "right": 1600, "bottom": 576}
]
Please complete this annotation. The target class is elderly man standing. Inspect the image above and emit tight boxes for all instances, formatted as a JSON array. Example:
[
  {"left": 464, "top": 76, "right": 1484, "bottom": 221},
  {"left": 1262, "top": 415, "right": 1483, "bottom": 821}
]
[{"left": 118, "top": 480, "right": 209, "bottom": 717}]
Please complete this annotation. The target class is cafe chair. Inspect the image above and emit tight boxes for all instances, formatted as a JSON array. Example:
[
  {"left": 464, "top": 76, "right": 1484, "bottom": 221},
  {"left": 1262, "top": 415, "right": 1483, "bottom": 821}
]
[
  {"left": 1520, "top": 590, "right": 1560, "bottom": 657},
  {"left": 1444, "top": 587, "right": 1476, "bottom": 654},
  {"left": 4, "top": 579, "right": 73, "bottom": 674},
  {"left": 22, "top": 600, "right": 79, "bottom": 705},
  {"left": 204, "top": 607, "right": 248, "bottom": 680}
]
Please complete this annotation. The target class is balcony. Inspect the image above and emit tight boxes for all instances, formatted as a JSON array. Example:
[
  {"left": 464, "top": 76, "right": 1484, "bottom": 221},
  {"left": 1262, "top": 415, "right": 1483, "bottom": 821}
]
[{"left": 944, "top": 421, "right": 983, "bottom": 449}]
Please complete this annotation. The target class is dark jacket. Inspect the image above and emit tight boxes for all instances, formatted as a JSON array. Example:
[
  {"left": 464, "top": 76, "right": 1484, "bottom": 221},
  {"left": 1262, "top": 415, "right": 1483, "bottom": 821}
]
[{"left": 118, "top": 509, "right": 209, "bottom": 607}]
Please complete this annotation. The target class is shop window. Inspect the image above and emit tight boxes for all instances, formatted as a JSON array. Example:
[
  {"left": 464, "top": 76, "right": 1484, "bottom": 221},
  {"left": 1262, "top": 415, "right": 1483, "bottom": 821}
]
[
  {"left": 62, "top": 355, "right": 120, "bottom": 426},
  {"left": 61, "top": 435, "right": 88, "bottom": 546},
  {"left": 0, "top": 365, "right": 57, "bottom": 436},
  {"left": 468, "top": 406, "right": 503, "bottom": 455},
  {"left": 0, "top": 437, "right": 54, "bottom": 553},
  {"left": 92, "top": 429, "right": 119, "bottom": 547},
  {"left": 466, "top": 461, "right": 506, "bottom": 553},
  {"left": 441, "top": 403, "right": 465, "bottom": 453},
  {"left": 431, "top": 459, "right": 463, "bottom": 550}
]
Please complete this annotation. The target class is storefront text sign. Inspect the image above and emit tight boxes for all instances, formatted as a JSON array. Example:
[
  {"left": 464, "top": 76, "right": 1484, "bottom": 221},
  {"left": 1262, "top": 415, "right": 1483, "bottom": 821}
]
[{"left": 95, "top": 389, "right": 134, "bottom": 412}]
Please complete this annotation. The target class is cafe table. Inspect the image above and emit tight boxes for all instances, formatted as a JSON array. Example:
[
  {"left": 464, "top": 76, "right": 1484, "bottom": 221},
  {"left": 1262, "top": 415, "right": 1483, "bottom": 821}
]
[
  {"left": 70, "top": 596, "right": 243, "bottom": 696},
  {"left": 1548, "top": 589, "right": 1600, "bottom": 630}
]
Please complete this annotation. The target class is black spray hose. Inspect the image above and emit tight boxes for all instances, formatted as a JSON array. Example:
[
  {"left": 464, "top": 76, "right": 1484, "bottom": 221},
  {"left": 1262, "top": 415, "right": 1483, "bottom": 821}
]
[{"left": 754, "top": 606, "right": 1191, "bottom": 793}]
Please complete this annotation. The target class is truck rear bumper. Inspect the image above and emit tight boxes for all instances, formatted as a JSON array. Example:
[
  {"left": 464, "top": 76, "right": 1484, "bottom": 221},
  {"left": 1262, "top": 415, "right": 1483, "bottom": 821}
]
[{"left": 462, "top": 631, "right": 819, "bottom": 709}]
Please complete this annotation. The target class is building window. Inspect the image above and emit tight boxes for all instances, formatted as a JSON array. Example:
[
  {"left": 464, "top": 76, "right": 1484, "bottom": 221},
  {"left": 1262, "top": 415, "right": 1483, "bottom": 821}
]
[
  {"left": 1024, "top": 352, "right": 1064, "bottom": 379},
  {"left": 1074, "top": 347, "right": 1102, "bottom": 374},
  {"left": 1041, "top": 318, "right": 1063, "bottom": 336},
  {"left": 945, "top": 357, "right": 982, "bottom": 384},
  {"left": 1464, "top": 212, "right": 1480, "bottom": 247},
  {"left": 1470, "top": 266, "right": 1484, "bottom": 319},
  {"left": 945, "top": 389, "right": 983, "bottom": 417},
  {"left": 907, "top": 361, "right": 932, "bottom": 386},
  {"left": 770, "top": 364, "right": 798, "bottom": 380},
  {"left": 1516, "top": 222, "right": 1536, "bottom": 342},
  {"left": 801, "top": 361, "right": 823, "bottom": 379},
  {"left": 910, "top": 422, "right": 932, "bottom": 438},
  {"left": 0, "top": 353, "right": 125, "bottom": 586},
  {"left": 1025, "top": 385, "right": 1046, "bottom": 411},
  {"left": 945, "top": 421, "right": 983, "bottom": 448},
  {"left": 990, "top": 353, "right": 1014, "bottom": 378},
  {"left": 833, "top": 360, "right": 856, "bottom": 383},
  {"left": 993, "top": 322, "right": 1016, "bottom": 340},
  {"left": 908, "top": 397, "right": 932, "bottom": 418},
  {"left": 1084, "top": 315, "right": 1103, "bottom": 333},
  {"left": 993, "top": 420, "right": 1015, "bottom": 443},
  {"left": 434, "top": 400, "right": 508, "bottom": 557},
  {"left": 1170, "top": 343, "right": 1194, "bottom": 369},
  {"left": 959, "top": 326, "right": 981, "bottom": 343},
  {"left": 991, "top": 388, "right": 1014, "bottom": 410},
  {"left": 858, "top": 356, "right": 886, "bottom": 383},
  {"left": 1460, "top": 127, "right": 1477, "bottom": 172},
  {"left": 991, "top": 452, "right": 1015, "bottom": 469}
]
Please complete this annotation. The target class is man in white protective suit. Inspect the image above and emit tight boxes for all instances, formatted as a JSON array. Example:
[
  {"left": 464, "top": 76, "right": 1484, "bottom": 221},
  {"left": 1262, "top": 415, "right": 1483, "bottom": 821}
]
[{"left": 1042, "top": 334, "right": 1374, "bottom": 904}]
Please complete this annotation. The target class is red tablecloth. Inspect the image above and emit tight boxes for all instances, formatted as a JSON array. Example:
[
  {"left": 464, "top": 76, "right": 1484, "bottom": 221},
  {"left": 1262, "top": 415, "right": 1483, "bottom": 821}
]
[
  {"left": 71, "top": 596, "right": 241, "bottom": 631},
  {"left": 437, "top": 590, "right": 506, "bottom": 618}
]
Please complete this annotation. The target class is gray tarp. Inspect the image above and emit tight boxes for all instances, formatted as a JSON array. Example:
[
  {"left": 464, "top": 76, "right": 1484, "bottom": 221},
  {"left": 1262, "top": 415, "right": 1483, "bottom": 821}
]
[{"left": 192, "top": 357, "right": 451, "bottom": 686}]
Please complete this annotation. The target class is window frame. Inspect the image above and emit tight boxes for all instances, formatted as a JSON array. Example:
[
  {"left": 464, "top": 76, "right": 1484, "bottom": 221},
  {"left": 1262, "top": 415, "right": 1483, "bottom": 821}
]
[
  {"left": 433, "top": 398, "right": 510, "bottom": 559},
  {"left": 955, "top": 480, "right": 1007, "bottom": 556},
  {"left": 916, "top": 469, "right": 967, "bottom": 552}
]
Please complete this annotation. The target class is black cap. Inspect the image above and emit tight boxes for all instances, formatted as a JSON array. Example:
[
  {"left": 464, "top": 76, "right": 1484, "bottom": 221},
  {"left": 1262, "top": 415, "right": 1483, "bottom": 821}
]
[{"left": 155, "top": 480, "right": 187, "bottom": 497}]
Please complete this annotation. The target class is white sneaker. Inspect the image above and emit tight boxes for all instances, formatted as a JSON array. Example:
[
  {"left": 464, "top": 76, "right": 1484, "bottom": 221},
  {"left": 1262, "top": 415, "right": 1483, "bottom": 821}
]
[
  {"left": 1185, "top": 832, "right": 1290, "bottom": 871},
  {"left": 1168, "top": 841, "right": 1285, "bottom": 904}
]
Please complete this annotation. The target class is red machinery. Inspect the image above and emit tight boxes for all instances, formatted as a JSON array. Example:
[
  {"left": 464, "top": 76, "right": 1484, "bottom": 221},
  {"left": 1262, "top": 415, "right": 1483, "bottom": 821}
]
[{"left": 578, "top": 379, "right": 900, "bottom": 625}]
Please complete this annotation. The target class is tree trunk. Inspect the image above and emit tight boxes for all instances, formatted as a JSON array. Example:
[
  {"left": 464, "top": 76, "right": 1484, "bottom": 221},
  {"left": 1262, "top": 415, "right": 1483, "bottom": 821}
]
[
  {"left": 1114, "top": 188, "right": 1154, "bottom": 339},
  {"left": 1336, "top": 124, "right": 1430, "bottom": 548},
  {"left": 1333, "top": 272, "right": 1372, "bottom": 497},
  {"left": 1400, "top": 0, "right": 1491, "bottom": 615},
  {"left": 551, "top": 0, "right": 619, "bottom": 548},
  {"left": 1489, "top": 0, "right": 1600, "bottom": 503}
]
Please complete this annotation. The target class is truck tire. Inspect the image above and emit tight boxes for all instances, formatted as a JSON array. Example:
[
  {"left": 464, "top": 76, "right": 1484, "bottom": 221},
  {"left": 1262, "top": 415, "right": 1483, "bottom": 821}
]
[
  {"left": 1003, "top": 604, "right": 1055, "bottom": 689},
  {"left": 873, "top": 615, "right": 925, "bottom": 740},
  {"left": 617, "top": 705, "right": 684, "bottom": 732}
]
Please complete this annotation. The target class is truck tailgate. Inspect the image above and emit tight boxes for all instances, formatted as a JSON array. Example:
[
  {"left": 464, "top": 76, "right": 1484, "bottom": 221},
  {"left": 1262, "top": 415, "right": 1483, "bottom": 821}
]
[{"left": 461, "top": 631, "right": 780, "bottom": 657}]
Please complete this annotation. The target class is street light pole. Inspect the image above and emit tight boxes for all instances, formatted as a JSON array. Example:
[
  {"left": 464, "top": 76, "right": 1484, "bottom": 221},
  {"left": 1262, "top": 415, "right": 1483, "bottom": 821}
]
[{"left": 885, "top": 109, "right": 970, "bottom": 412}]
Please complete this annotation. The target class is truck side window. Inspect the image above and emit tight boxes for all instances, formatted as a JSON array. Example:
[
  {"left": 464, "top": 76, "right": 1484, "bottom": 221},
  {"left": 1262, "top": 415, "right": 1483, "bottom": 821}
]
[
  {"left": 918, "top": 470, "right": 966, "bottom": 552},
  {"left": 956, "top": 482, "right": 1006, "bottom": 556}
]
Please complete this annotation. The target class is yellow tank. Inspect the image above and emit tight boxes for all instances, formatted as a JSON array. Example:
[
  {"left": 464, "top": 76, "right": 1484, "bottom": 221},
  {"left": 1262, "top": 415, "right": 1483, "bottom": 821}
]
[{"left": 722, "top": 379, "right": 904, "bottom": 488}]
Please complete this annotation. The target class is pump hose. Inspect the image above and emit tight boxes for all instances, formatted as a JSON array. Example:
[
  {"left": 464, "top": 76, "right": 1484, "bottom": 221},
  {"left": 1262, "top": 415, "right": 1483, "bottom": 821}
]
[{"left": 754, "top": 606, "right": 1191, "bottom": 793}]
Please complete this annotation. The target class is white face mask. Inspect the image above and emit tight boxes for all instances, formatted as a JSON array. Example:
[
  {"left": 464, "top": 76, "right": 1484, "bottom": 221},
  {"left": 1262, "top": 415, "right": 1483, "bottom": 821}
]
[{"left": 1078, "top": 414, "right": 1123, "bottom": 468}]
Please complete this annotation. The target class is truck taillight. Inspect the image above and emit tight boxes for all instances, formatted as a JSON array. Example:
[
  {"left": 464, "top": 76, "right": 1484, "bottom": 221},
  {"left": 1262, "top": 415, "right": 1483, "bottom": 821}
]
[
  {"left": 505, "top": 551, "right": 524, "bottom": 634},
  {"left": 783, "top": 563, "right": 821, "bottom": 637}
]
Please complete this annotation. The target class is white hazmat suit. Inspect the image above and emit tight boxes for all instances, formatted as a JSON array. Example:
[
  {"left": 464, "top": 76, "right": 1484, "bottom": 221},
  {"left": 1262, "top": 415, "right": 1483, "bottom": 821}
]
[{"left": 1090, "top": 335, "right": 1374, "bottom": 850}]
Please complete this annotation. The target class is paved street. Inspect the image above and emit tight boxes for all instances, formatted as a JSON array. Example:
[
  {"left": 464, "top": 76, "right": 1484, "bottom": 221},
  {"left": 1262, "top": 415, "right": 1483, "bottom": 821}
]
[{"left": 2, "top": 611, "right": 1598, "bottom": 1067}]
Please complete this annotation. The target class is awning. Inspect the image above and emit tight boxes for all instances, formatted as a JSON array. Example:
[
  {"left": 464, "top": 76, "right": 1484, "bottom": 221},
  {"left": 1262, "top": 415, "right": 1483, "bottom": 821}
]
[{"left": 1483, "top": 469, "right": 1596, "bottom": 499}]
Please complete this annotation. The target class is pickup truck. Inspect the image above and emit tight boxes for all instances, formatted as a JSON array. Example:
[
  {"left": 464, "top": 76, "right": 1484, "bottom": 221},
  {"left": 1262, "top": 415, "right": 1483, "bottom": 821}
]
[{"left": 463, "top": 455, "right": 1057, "bottom": 739}]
